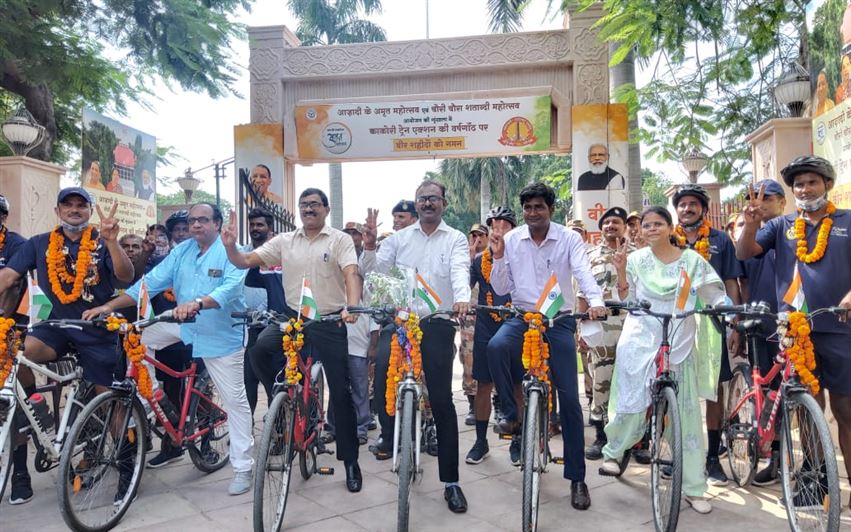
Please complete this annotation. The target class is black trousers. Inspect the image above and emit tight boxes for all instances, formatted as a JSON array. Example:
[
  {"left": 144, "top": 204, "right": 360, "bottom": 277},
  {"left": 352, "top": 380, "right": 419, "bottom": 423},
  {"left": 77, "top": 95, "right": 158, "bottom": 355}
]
[
  {"left": 245, "top": 327, "right": 271, "bottom": 414},
  {"left": 374, "top": 318, "right": 458, "bottom": 483},
  {"left": 247, "top": 319, "right": 358, "bottom": 463}
]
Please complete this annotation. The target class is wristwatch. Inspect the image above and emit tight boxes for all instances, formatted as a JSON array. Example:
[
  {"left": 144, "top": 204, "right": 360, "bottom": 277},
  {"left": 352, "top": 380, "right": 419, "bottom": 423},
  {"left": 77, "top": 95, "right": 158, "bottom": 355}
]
[{"left": 194, "top": 297, "right": 204, "bottom": 310}]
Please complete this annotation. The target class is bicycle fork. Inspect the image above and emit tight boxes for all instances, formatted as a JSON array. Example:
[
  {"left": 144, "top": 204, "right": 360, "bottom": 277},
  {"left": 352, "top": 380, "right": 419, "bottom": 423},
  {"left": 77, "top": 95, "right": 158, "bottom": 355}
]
[{"left": 391, "top": 376, "right": 422, "bottom": 478}]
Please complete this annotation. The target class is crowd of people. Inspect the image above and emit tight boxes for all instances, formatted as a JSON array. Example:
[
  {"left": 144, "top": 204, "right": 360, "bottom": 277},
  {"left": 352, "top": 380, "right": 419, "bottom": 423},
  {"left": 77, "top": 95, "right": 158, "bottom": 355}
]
[{"left": 1, "top": 155, "right": 850, "bottom": 520}]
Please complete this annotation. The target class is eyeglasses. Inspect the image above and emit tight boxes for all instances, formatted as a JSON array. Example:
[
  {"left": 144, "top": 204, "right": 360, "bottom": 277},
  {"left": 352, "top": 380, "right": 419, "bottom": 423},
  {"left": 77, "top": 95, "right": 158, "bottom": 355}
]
[
  {"left": 416, "top": 195, "right": 444, "bottom": 205},
  {"left": 298, "top": 201, "right": 324, "bottom": 210},
  {"left": 187, "top": 216, "right": 211, "bottom": 225}
]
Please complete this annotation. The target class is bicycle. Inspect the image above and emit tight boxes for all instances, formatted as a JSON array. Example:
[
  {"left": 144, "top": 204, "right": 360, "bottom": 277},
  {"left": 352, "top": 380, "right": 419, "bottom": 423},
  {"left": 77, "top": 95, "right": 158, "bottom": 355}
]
[
  {"left": 56, "top": 310, "right": 226, "bottom": 532},
  {"left": 0, "top": 317, "right": 98, "bottom": 506},
  {"left": 599, "top": 299, "right": 727, "bottom": 532},
  {"left": 721, "top": 302, "right": 843, "bottom": 532},
  {"left": 234, "top": 306, "right": 387, "bottom": 532}
]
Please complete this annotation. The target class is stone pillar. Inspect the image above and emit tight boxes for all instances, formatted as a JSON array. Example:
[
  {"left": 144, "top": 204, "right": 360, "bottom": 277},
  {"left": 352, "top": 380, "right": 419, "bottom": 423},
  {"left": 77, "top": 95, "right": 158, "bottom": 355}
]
[
  {"left": 745, "top": 118, "right": 812, "bottom": 216},
  {"left": 567, "top": 5, "right": 609, "bottom": 107},
  {"left": 0, "top": 156, "right": 65, "bottom": 237}
]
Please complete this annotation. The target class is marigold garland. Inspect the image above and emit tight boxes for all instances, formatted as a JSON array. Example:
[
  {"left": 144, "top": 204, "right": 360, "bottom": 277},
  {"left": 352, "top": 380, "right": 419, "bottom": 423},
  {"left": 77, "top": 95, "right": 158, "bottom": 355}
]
[
  {"left": 522, "top": 312, "right": 553, "bottom": 413},
  {"left": 385, "top": 312, "right": 423, "bottom": 416},
  {"left": 675, "top": 219, "right": 711, "bottom": 260},
  {"left": 785, "top": 311, "right": 819, "bottom": 395},
  {"left": 795, "top": 201, "right": 836, "bottom": 264},
  {"left": 0, "top": 317, "right": 19, "bottom": 386},
  {"left": 481, "top": 248, "right": 508, "bottom": 322},
  {"left": 0, "top": 226, "right": 6, "bottom": 256},
  {"left": 106, "top": 315, "right": 153, "bottom": 399},
  {"left": 47, "top": 226, "right": 99, "bottom": 304},
  {"left": 163, "top": 288, "right": 176, "bottom": 303},
  {"left": 282, "top": 318, "right": 304, "bottom": 385}
]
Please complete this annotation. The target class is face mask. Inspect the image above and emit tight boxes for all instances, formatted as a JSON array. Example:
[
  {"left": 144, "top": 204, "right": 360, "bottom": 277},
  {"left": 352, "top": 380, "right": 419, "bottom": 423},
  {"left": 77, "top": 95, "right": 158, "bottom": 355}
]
[
  {"left": 795, "top": 195, "right": 828, "bottom": 212},
  {"left": 580, "top": 319, "right": 605, "bottom": 348},
  {"left": 60, "top": 221, "right": 89, "bottom": 232}
]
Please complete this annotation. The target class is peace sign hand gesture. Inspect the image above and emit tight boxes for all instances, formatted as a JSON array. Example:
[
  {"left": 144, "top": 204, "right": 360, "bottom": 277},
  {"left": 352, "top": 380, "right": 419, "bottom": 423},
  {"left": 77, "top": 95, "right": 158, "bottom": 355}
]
[
  {"left": 742, "top": 182, "right": 766, "bottom": 226},
  {"left": 363, "top": 208, "right": 378, "bottom": 250},
  {"left": 221, "top": 210, "right": 238, "bottom": 249},
  {"left": 96, "top": 202, "right": 120, "bottom": 242},
  {"left": 612, "top": 238, "right": 628, "bottom": 276}
]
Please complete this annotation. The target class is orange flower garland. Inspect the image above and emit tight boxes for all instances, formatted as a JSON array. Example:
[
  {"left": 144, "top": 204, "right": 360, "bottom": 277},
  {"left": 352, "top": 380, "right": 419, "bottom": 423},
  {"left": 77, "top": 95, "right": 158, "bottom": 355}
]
[
  {"left": 0, "top": 317, "right": 19, "bottom": 386},
  {"left": 522, "top": 312, "right": 553, "bottom": 413},
  {"left": 675, "top": 219, "right": 711, "bottom": 260},
  {"left": 481, "top": 248, "right": 506, "bottom": 322},
  {"left": 282, "top": 318, "right": 304, "bottom": 385},
  {"left": 163, "top": 288, "right": 176, "bottom": 303},
  {"left": 0, "top": 226, "right": 6, "bottom": 256},
  {"left": 785, "top": 311, "right": 819, "bottom": 395},
  {"left": 385, "top": 312, "right": 423, "bottom": 416},
  {"left": 47, "top": 226, "right": 99, "bottom": 304},
  {"left": 106, "top": 315, "right": 153, "bottom": 399},
  {"left": 795, "top": 201, "right": 835, "bottom": 263}
]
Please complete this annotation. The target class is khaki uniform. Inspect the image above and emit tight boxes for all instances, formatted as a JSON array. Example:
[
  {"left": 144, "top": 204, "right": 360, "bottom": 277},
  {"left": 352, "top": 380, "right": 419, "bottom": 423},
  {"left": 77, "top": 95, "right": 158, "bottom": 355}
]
[
  {"left": 458, "top": 284, "right": 479, "bottom": 396},
  {"left": 580, "top": 243, "right": 629, "bottom": 424}
]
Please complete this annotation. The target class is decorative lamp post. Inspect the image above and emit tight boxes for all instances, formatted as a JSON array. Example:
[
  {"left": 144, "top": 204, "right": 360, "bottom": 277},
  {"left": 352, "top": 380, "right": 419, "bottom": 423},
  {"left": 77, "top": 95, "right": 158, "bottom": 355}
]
[
  {"left": 177, "top": 169, "right": 202, "bottom": 203},
  {"left": 681, "top": 149, "right": 708, "bottom": 183},
  {"left": 774, "top": 62, "right": 811, "bottom": 118},
  {"left": 1, "top": 106, "right": 46, "bottom": 156}
]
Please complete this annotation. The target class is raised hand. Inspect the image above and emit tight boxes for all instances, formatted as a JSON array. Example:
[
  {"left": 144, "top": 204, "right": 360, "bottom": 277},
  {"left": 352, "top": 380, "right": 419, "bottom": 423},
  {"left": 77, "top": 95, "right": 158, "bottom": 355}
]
[
  {"left": 96, "top": 202, "right": 120, "bottom": 242},
  {"left": 489, "top": 224, "right": 506, "bottom": 259},
  {"left": 221, "top": 209, "right": 238, "bottom": 248},
  {"left": 742, "top": 182, "right": 766, "bottom": 225},
  {"left": 363, "top": 208, "right": 378, "bottom": 250},
  {"left": 612, "top": 239, "right": 628, "bottom": 274}
]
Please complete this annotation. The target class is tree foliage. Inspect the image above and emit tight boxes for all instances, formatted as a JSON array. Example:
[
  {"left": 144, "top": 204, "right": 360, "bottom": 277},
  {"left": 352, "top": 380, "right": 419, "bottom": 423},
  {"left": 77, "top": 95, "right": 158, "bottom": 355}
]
[
  {"left": 156, "top": 189, "right": 232, "bottom": 222},
  {"left": 288, "top": 0, "right": 386, "bottom": 45},
  {"left": 0, "top": 0, "right": 249, "bottom": 163}
]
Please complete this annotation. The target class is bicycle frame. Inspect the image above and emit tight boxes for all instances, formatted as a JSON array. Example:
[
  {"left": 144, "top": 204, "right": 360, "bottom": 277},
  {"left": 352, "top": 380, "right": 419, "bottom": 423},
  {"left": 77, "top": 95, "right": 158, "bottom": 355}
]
[{"left": 285, "top": 351, "right": 324, "bottom": 453}]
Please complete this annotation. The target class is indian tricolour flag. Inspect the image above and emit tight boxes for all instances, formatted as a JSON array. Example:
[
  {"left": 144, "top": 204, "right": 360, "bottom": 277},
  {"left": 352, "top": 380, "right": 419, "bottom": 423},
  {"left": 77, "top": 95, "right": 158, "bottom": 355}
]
[
  {"left": 783, "top": 264, "right": 808, "bottom": 313},
  {"left": 299, "top": 277, "right": 321, "bottom": 320},
  {"left": 16, "top": 275, "right": 52, "bottom": 323},
  {"left": 535, "top": 273, "right": 565, "bottom": 319},
  {"left": 137, "top": 276, "right": 155, "bottom": 320},
  {"left": 674, "top": 265, "right": 695, "bottom": 312},
  {"left": 414, "top": 272, "right": 442, "bottom": 312}
]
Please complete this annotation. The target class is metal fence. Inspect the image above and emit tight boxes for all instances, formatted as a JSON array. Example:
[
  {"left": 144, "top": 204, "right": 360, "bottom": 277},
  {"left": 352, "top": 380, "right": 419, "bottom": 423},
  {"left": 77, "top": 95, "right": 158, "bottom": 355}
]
[{"left": 236, "top": 167, "right": 296, "bottom": 243}]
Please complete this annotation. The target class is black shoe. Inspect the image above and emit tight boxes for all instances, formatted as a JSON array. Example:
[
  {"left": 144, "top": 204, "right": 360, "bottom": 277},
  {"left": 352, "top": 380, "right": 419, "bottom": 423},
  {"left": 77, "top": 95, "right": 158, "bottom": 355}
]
[
  {"left": 465, "top": 396, "right": 476, "bottom": 426},
  {"left": 320, "top": 432, "right": 336, "bottom": 444},
  {"left": 496, "top": 418, "right": 521, "bottom": 435},
  {"left": 345, "top": 461, "right": 362, "bottom": 492},
  {"left": 147, "top": 446, "right": 185, "bottom": 469},
  {"left": 571, "top": 480, "right": 591, "bottom": 510},
  {"left": 633, "top": 448, "right": 652, "bottom": 465},
  {"left": 369, "top": 436, "right": 392, "bottom": 461},
  {"left": 367, "top": 417, "right": 378, "bottom": 431},
  {"left": 705, "top": 456, "right": 729, "bottom": 486},
  {"left": 358, "top": 434, "right": 368, "bottom": 446},
  {"left": 509, "top": 435, "right": 521, "bottom": 466},
  {"left": 752, "top": 452, "right": 779, "bottom": 487},
  {"left": 444, "top": 485, "right": 468, "bottom": 513},
  {"left": 465, "top": 439, "right": 489, "bottom": 465},
  {"left": 9, "top": 472, "right": 33, "bottom": 505},
  {"left": 113, "top": 470, "right": 137, "bottom": 506},
  {"left": 584, "top": 437, "right": 606, "bottom": 461}
]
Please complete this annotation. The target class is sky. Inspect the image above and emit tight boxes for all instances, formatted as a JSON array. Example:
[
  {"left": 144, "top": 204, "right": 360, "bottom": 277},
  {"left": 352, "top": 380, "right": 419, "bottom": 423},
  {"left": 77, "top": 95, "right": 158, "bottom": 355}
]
[{"left": 100, "top": 0, "right": 696, "bottom": 228}]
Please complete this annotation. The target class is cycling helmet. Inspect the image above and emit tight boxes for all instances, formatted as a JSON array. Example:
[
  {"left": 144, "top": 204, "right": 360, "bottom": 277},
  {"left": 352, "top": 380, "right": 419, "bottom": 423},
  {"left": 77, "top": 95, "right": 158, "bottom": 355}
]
[
  {"left": 485, "top": 206, "right": 517, "bottom": 228},
  {"left": 165, "top": 209, "right": 189, "bottom": 233},
  {"left": 0, "top": 194, "right": 8, "bottom": 214},
  {"left": 672, "top": 184, "right": 710, "bottom": 209},
  {"left": 780, "top": 155, "right": 835, "bottom": 187}
]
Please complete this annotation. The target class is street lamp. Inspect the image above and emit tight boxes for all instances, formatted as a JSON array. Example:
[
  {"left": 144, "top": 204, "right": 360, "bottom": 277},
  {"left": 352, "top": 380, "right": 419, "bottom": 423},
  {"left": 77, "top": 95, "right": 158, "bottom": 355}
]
[
  {"left": 177, "top": 169, "right": 202, "bottom": 203},
  {"left": 774, "top": 62, "right": 811, "bottom": 118},
  {"left": 1, "top": 105, "right": 46, "bottom": 156},
  {"left": 681, "top": 149, "right": 708, "bottom": 183}
]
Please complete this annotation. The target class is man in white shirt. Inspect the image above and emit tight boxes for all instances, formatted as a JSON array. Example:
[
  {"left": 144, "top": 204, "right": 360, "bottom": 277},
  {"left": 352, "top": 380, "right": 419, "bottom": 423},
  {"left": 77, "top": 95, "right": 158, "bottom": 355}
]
[
  {"left": 361, "top": 180, "right": 472, "bottom": 514},
  {"left": 488, "top": 182, "right": 606, "bottom": 511}
]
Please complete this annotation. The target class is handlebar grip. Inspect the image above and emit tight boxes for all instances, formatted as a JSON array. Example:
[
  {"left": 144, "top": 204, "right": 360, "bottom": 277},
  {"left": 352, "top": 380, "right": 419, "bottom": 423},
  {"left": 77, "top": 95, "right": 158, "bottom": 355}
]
[
  {"left": 231, "top": 312, "right": 253, "bottom": 319},
  {"left": 604, "top": 299, "right": 651, "bottom": 310},
  {"left": 709, "top": 304, "right": 746, "bottom": 314}
]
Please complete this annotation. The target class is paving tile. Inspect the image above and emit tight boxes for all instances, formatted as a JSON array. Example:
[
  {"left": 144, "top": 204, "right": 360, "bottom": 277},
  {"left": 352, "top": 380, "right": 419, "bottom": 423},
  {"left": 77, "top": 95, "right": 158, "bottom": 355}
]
[{"left": 287, "top": 515, "right": 367, "bottom": 532}]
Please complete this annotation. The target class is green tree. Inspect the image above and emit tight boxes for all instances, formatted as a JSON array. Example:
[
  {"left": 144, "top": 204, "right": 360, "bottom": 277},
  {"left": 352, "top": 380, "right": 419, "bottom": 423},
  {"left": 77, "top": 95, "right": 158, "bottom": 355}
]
[
  {"left": 438, "top": 156, "right": 529, "bottom": 222},
  {"left": 156, "top": 190, "right": 232, "bottom": 222},
  {"left": 0, "top": 0, "right": 248, "bottom": 163},
  {"left": 287, "top": 0, "right": 386, "bottom": 229},
  {"left": 424, "top": 171, "right": 480, "bottom": 233},
  {"left": 641, "top": 168, "right": 671, "bottom": 207}
]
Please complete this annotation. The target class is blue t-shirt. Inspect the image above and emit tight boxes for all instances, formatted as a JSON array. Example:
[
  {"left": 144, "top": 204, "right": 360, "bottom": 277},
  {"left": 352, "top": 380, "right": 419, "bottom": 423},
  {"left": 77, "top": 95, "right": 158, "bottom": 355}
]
[
  {"left": 0, "top": 229, "right": 27, "bottom": 268},
  {"left": 245, "top": 267, "right": 286, "bottom": 313},
  {"left": 756, "top": 210, "right": 851, "bottom": 334},
  {"left": 742, "top": 250, "right": 777, "bottom": 335},
  {"left": 686, "top": 227, "right": 743, "bottom": 281},
  {"left": 471, "top": 251, "right": 511, "bottom": 338}
]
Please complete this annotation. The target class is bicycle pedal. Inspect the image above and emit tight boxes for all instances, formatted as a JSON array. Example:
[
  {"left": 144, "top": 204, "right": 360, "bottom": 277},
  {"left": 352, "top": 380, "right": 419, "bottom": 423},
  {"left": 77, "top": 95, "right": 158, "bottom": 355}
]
[
  {"left": 552, "top": 457, "right": 564, "bottom": 465},
  {"left": 498, "top": 433, "right": 514, "bottom": 441},
  {"left": 317, "top": 467, "right": 335, "bottom": 475}
]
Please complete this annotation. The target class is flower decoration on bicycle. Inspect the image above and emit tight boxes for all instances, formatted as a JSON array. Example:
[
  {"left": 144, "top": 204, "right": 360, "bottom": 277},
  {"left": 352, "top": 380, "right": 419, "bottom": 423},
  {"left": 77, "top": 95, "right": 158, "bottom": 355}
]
[
  {"left": 282, "top": 318, "right": 305, "bottom": 385},
  {"left": 522, "top": 312, "right": 553, "bottom": 413},
  {"left": 0, "top": 317, "right": 19, "bottom": 385},
  {"left": 780, "top": 311, "right": 819, "bottom": 395},
  {"left": 106, "top": 314, "right": 153, "bottom": 399},
  {"left": 385, "top": 311, "right": 424, "bottom": 416}
]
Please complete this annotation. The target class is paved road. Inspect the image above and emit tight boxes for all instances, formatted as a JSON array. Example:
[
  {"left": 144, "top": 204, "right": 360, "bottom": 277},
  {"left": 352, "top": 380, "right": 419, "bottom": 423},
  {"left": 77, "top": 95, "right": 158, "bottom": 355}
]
[{"left": 3, "top": 370, "right": 850, "bottom": 531}]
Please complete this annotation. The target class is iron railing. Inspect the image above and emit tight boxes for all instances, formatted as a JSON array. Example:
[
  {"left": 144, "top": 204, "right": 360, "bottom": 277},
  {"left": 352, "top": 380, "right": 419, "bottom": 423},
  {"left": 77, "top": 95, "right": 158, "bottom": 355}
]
[{"left": 237, "top": 167, "right": 296, "bottom": 243}]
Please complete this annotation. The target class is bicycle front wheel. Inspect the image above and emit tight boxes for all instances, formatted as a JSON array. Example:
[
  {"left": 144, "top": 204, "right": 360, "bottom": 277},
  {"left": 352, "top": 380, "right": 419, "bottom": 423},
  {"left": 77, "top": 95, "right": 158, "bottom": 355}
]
[
  {"left": 779, "top": 391, "right": 840, "bottom": 532},
  {"left": 397, "top": 389, "right": 415, "bottom": 532},
  {"left": 57, "top": 390, "right": 147, "bottom": 532},
  {"left": 253, "top": 391, "right": 295, "bottom": 532},
  {"left": 522, "top": 388, "right": 546, "bottom": 532},
  {"left": 650, "top": 385, "right": 681, "bottom": 532},
  {"left": 726, "top": 363, "right": 758, "bottom": 487},
  {"left": 0, "top": 400, "right": 14, "bottom": 503}
]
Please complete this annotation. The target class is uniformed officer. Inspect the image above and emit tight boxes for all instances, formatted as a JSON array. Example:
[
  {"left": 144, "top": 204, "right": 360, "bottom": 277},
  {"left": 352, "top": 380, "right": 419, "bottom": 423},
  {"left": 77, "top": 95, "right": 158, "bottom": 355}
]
[{"left": 0, "top": 195, "right": 28, "bottom": 319}]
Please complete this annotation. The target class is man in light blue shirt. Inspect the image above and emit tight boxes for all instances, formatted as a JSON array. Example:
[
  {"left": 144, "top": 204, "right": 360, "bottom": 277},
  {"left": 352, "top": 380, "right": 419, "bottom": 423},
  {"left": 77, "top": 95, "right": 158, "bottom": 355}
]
[
  {"left": 488, "top": 183, "right": 606, "bottom": 511},
  {"left": 85, "top": 203, "right": 254, "bottom": 496}
]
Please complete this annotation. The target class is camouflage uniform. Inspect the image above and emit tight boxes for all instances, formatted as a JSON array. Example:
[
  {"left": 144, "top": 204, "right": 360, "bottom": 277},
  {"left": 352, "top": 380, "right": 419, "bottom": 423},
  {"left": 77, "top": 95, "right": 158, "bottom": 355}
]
[
  {"left": 458, "top": 285, "right": 478, "bottom": 396},
  {"left": 580, "top": 243, "right": 628, "bottom": 424}
]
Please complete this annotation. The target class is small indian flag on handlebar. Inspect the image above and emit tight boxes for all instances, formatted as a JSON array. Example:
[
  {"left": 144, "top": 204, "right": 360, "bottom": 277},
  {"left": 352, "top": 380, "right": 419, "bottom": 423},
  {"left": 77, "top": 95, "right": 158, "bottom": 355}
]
[
  {"left": 17, "top": 274, "right": 53, "bottom": 324},
  {"left": 782, "top": 264, "right": 808, "bottom": 313},
  {"left": 535, "top": 273, "right": 564, "bottom": 319},
  {"left": 414, "top": 272, "right": 442, "bottom": 312},
  {"left": 299, "top": 277, "right": 321, "bottom": 320},
  {"left": 137, "top": 276, "right": 155, "bottom": 320},
  {"left": 674, "top": 266, "right": 694, "bottom": 312}
]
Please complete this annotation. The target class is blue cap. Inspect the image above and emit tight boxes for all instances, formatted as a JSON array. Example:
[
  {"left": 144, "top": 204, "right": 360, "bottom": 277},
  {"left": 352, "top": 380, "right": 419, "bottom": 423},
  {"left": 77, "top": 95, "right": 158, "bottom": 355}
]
[
  {"left": 752, "top": 179, "right": 785, "bottom": 198},
  {"left": 57, "top": 187, "right": 93, "bottom": 205},
  {"left": 392, "top": 200, "right": 417, "bottom": 215}
]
